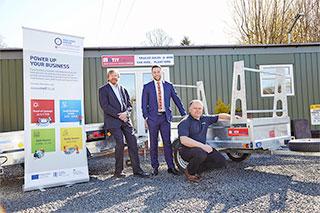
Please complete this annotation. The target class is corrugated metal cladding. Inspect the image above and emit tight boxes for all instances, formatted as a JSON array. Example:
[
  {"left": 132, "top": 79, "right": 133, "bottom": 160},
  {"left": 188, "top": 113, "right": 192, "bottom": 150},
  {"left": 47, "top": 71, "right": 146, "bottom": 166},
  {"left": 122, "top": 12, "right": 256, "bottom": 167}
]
[{"left": 0, "top": 44, "right": 319, "bottom": 132}]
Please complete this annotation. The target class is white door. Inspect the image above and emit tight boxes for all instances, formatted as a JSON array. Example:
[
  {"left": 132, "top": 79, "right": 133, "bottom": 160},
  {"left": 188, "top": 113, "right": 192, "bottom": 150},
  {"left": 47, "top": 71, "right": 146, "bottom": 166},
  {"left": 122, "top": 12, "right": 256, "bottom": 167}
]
[{"left": 107, "top": 67, "right": 170, "bottom": 136}]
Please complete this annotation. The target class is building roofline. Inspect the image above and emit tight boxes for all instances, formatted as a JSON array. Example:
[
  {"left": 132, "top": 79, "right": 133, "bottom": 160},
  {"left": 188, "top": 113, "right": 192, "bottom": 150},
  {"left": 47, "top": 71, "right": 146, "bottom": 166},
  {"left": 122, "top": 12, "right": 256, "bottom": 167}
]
[
  {"left": 1, "top": 42, "right": 320, "bottom": 52},
  {"left": 84, "top": 43, "right": 320, "bottom": 51}
]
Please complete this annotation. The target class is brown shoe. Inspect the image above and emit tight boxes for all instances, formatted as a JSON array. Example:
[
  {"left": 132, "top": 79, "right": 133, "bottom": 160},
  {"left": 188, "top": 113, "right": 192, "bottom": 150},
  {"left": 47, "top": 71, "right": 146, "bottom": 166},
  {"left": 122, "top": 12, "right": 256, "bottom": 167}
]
[
  {"left": 113, "top": 172, "right": 126, "bottom": 178},
  {"left": 184, "top": 169, "right": 200, "bottom": 183}
]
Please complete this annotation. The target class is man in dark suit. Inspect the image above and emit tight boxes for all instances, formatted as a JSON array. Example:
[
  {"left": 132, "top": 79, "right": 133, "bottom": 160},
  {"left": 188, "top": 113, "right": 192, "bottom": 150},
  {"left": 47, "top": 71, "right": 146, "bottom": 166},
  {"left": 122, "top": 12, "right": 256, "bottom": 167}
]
[
  {"left": 99, "top": 69, "right": 149, "bottom": 178},
  {"left": 142, "top": 65, "right": 187, "bottom": 176}
]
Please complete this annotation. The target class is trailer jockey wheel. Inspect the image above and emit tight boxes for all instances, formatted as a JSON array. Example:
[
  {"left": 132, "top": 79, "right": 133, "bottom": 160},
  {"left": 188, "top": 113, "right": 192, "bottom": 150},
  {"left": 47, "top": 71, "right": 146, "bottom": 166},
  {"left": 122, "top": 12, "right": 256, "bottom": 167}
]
[
  {"left": 226, "top": 151, "right": 251, "bottom": 162},
  {"left": 86, "top": 148, "right": 91, "bottom": 159},
  {"left": 125, "top": 159, "right": 132, "bottom": 167},
  {"left": 172, "top": 139, "right": 188, "bottom": 173}
]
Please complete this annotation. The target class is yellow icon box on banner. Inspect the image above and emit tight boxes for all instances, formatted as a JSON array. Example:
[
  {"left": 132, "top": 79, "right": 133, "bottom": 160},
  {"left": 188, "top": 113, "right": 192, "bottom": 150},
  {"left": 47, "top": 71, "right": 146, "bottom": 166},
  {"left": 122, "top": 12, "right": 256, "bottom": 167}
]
[{"left": 60, "top": 127, "right": 83, "bottom": 153}]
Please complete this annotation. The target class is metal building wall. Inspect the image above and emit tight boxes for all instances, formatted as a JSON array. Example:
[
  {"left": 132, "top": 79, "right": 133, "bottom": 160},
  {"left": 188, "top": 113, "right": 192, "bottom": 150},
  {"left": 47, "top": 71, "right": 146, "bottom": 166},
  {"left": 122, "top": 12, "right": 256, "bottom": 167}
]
[
  {"left": 1, "top": 44, "right": 319, "bottom": 132},
  {"left": 83, "top": 57, "right": 105, "bottom": 126},
  {"left": 0, "top": 58, "right": 24, "bottom": 132}
]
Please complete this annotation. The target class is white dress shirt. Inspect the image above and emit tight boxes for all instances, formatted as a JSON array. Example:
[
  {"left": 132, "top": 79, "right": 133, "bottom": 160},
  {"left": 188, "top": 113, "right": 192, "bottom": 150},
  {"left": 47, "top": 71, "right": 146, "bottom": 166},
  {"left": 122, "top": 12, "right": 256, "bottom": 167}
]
[
  {"left": 154, "top": 79, "right": 165, "bottom": 112},
  {"left": 109, "top": 83, "right": 123, "bottom": 109}
]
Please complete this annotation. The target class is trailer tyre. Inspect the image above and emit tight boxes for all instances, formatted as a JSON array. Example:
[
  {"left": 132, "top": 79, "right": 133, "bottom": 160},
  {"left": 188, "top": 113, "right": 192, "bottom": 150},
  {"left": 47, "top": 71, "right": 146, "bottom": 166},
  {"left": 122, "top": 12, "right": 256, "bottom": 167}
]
[
  {"left": 288, "top": 140, "right": 320, "bottom": 152},
  {"left": 172, "top": 139, "right": 188, "bottom": 173},
  {"left": 226, "top": 152, "right": 251, "bottom": 162}
]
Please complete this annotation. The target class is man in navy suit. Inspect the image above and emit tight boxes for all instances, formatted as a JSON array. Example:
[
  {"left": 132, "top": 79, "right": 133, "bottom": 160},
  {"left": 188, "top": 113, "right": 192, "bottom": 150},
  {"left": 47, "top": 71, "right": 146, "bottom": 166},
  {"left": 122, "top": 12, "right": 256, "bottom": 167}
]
[
  {"left": 142, "top": 65, "right": 187, "bottom": 176},
  {"left": 99, "top": 69, "right": 149, "bottom": 178}
]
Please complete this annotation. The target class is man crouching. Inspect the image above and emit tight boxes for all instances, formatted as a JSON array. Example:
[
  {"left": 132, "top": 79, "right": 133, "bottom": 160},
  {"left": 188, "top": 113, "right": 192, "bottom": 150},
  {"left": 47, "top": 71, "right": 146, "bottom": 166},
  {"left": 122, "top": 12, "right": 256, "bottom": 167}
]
[{"left": 178, "top": 100, "right": 234, "bottom": 182}]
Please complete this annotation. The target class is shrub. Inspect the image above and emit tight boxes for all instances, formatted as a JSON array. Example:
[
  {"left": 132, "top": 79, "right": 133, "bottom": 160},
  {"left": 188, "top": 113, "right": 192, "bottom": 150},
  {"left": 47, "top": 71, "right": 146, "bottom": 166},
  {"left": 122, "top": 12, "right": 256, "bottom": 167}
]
[{"left": 214, "top": 98, "right": 231, "bottom": 114}]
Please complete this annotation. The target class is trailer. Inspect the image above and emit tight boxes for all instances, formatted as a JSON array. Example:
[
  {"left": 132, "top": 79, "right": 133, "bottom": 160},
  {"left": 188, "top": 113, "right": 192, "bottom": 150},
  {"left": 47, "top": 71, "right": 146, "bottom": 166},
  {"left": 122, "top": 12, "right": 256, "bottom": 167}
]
[{"left": 173, "top": 61, "right": 320, "bottom": 172}]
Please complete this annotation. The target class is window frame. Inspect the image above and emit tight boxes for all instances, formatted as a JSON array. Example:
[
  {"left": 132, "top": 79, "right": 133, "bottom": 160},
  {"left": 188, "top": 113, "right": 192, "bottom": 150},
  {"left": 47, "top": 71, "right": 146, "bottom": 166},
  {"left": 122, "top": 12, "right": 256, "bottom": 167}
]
[{"left": 259, "top": 64, "right": 295, "bottom": 97}]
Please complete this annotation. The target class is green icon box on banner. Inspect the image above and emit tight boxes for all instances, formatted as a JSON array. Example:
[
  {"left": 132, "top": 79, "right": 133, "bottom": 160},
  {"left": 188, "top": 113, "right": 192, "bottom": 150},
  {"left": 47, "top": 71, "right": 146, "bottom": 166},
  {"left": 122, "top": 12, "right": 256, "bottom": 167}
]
[{"left": 31, "top": 128, "right": 56, "bottom": 154}]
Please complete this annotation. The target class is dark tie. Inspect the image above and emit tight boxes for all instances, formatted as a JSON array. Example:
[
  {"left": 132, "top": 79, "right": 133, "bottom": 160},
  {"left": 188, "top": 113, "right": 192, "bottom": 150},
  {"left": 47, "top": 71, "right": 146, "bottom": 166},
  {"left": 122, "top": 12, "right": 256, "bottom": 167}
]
[{"left": 119, "top": 87, "right": 126, "bottom": 111}]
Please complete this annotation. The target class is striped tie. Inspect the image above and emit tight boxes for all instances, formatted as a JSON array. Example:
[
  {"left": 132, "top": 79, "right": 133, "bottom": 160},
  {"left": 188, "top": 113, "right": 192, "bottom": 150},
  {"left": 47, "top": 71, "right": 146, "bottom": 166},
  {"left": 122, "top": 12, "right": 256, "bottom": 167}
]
[
  {"left": 119, "top": 87, "right": 125, "bottom": 111},
  {"left": 157, "top": 81, "right": 163, "bottom": 112}
]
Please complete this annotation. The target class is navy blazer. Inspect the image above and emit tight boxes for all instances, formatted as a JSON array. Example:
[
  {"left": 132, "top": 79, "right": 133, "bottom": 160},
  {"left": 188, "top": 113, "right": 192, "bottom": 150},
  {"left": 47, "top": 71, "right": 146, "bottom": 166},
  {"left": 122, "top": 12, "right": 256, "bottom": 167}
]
[
  {"left": 99, "top": 83, "right": 132, "bottom": 129},
  {"left": 142, "top": 81, "right": 186, "bottom": 122}
]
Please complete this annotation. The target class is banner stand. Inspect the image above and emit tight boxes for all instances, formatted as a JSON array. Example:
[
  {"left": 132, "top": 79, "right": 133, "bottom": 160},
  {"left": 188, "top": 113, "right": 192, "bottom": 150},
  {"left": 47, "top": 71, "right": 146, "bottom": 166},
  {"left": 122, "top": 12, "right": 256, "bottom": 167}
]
[{"left": 23, "top": 27, "right": 89, "bottom": 192}]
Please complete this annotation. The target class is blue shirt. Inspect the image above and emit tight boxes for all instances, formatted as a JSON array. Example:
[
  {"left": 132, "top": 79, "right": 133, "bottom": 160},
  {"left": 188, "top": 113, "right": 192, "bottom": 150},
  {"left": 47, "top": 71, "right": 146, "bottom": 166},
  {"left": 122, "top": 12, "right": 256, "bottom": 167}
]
[{"left": 178, "top": 115, "right": 219, "bottom": 144}]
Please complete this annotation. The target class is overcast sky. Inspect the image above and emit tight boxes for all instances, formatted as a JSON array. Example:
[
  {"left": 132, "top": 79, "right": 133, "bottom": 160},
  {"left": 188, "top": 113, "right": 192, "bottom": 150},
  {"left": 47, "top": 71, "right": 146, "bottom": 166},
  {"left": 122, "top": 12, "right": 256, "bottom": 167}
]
[{"left": 0, "top": 0, "right": 237, "bottom": 48}]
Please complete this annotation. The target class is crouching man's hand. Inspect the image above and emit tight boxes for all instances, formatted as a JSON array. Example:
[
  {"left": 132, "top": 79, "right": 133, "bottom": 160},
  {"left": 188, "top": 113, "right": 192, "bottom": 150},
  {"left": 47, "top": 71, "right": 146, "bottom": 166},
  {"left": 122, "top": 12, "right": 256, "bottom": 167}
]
[
  {"left": 201, "top": 144, "right": 213, "bottom": 153},
  {"left": 180, "top": 136, "right": 213, "bottom": 153}
]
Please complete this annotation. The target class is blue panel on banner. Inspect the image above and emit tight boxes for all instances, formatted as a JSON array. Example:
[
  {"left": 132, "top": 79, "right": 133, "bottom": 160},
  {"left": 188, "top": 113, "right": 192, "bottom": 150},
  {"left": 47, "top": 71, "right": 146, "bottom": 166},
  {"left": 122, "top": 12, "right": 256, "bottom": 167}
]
[{"left": 60, "top": 100, "right": 82, "bottom": 122}]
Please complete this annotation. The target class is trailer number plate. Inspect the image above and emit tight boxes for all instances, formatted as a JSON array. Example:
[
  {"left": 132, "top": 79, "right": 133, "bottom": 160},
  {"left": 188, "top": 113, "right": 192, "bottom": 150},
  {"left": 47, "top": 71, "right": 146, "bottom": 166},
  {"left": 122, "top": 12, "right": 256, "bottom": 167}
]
[
  {"left": 269, "top": 130, "right": 275, "bottom": 137},
  {"left": 228, "top": 128, "right": 249, "bottom": 136}
]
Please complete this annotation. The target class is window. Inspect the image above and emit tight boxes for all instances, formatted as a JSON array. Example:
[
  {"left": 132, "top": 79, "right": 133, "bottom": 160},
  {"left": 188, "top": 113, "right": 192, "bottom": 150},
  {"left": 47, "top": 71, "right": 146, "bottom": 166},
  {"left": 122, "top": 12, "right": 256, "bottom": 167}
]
[{"left": 259, "top": 64, "right": 294, "bottom": 97}]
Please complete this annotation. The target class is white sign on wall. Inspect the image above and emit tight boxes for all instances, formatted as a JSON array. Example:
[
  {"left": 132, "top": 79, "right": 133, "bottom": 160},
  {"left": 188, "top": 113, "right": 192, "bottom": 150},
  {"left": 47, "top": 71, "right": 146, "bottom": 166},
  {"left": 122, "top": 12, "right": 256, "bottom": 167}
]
[
  {"left": 135, "top": 54, "right": 174, "bottom": 66},
  {"left": 310, "top": 104, "right": 320, "bottom": 125}
]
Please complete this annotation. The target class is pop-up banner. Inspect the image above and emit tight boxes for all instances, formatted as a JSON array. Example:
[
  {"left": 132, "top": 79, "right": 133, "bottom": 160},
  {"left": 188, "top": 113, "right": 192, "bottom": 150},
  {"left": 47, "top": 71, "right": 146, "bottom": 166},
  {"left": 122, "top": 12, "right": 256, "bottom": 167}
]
[{"left": 23, "top": 27, "right": 89, "bottom": 191}]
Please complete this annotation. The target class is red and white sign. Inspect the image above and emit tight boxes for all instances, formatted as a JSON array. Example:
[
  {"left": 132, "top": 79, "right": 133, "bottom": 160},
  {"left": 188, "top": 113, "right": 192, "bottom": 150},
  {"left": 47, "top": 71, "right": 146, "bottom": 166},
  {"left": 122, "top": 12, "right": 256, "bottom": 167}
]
[
  {"left": 31, "top": 99, "right": 55, "bottom": 124},
  {"left": 101, "top": 55, "right": 135, "bottom": 67},
  {"left": 101, "top": 54, "right": 174, "bottom": 67},
  {"left": 228, "top": 127, "right": 249, "bottom": 137}
]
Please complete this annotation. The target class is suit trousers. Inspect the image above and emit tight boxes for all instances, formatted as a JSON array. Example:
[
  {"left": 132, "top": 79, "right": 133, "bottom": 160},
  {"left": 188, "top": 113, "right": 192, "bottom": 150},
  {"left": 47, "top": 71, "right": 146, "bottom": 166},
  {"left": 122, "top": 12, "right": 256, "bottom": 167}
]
[
  {"left": 108, "top": 122, "right": 143, "bottom": 174},
  {"left": 180, "top": 146, "right": 226, "bottom": 175},
  {"left": 147, "top": 114, "right": 175, "bottom": 169}
]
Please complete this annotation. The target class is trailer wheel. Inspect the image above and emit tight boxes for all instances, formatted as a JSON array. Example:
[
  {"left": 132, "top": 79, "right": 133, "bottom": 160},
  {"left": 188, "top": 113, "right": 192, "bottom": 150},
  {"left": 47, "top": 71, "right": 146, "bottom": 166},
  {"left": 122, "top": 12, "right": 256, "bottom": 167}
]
[
  {"left": 172, "top": 139, "right": 188, "bottom": 172},
  {"left": 226, "top": 152, "right": 251, "bottom": 162},
  {"left": 288, "top": 139, "right": 320, "bottom": 152}
]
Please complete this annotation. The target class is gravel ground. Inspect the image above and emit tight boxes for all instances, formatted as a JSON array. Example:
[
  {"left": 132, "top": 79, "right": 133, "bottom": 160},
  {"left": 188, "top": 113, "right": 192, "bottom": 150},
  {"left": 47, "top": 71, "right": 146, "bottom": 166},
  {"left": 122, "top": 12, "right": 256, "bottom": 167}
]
[{"left": 1, "top": 153, "right": 319, "bottom": 213}]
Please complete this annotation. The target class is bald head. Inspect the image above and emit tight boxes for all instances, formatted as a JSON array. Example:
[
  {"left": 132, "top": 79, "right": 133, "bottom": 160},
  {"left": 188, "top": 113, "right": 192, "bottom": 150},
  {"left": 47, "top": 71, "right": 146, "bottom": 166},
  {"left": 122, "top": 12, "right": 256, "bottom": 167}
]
[{"left": 188, "top": 100, "right": 204, "bottom": 119}]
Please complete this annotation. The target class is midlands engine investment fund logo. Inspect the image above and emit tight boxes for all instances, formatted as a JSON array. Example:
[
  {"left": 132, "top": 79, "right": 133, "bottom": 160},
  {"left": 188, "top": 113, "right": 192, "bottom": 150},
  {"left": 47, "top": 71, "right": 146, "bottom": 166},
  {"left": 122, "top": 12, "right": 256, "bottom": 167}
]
[
  {"left": 53, "top": 36, "right": 80, "bottom": 53},
  {"left": 54, "top": 37, "right": 63, "bottom": 48}
]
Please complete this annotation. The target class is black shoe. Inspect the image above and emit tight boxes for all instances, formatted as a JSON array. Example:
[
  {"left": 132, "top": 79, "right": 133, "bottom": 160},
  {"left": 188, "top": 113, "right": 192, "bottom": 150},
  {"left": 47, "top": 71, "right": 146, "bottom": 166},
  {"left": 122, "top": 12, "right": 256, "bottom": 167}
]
[
  {"left": 168, "top": 168, "right": 181, "bottom": 176},
  {"left": 152, "top": 168, "right": 159, "bottom": 176},
  {"left": 113, "top": 172, "right": 126, "bottom": 178},
  {"left": 133, "top": 171, "right": 150, "bottom": 178}
]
